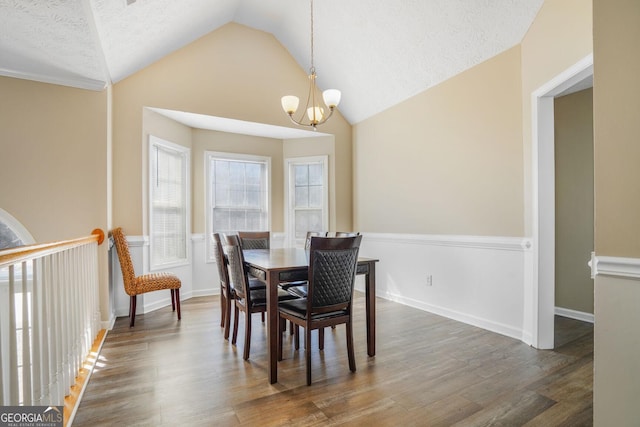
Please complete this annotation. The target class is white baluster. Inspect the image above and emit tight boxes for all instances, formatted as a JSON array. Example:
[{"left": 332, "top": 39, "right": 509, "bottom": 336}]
[
  {"left": 31, "top": 259, "right": 43, "bottom": 405},
  {"left": 8, "top": 265, "right": 18, "bottom": 403},
  {"left": 41, "top": 256, "right": 52, "bottom": 405},
  {"left": 51, "top": 252, "right": 62, "bottom": 404},
  {"left": 21, "top": 261, "right": 32, "bottom": 405},
  {"left": 0, "top": 266, "right": 6, "bottom": 405}
]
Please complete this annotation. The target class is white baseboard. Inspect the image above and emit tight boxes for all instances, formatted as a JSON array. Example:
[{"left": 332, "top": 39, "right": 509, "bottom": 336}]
[
  {"left": 101, "top": 312, "right": 117, "bottom": 330},
  {"left": 193, "top": 288, "right": 217, "bottom": 298},
  {"left": 382, "top": 291, "right": 524, "bottom": 341},
  {"left": 555, "top": 306, "right": 594, "bottom": 323}
]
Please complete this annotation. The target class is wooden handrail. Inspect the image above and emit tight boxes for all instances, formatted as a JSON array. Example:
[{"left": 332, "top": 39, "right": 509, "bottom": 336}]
[{"left": 0, "top": 228, "right": 105, "bottom": 267}]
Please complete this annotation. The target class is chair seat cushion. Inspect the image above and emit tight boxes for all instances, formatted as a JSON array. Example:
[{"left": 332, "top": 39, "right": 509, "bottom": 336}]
[
  {"left": 133, "top": 272, "right": 181, "bottom": 295},
  {"left": 284, "top": 283, "right": 308, "bottom": 298},
  {"left": 248, "top": 288, "right": 300, "bottom": 306},
  {"left": 278, "top": 298, "right": 347, "bottom": 320},
  {"left": 248, "top": 277, "right": 266, "bottom": 290},
  {"left": 280, "top": 280, "right": 306, "bottom": 290}
]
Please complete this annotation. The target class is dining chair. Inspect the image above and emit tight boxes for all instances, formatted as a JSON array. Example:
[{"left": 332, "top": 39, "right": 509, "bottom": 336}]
[
  {"left": 277, "top": 235, "right": 363, "bottom": 385},
  {"left": 238, "top": 231, "right": 270, "bottom": 250},
  {"left": 212, "top": 233, "right": 235, "bottom": 339},
  {"left": 281, "top": 231, "right": 328, "bottom": 298},
  {"left": 334, "top": 231, "right": 360, "bottom": 237},
  {"left": 213, "top": 233, "right": 267, "bottom": 339},
  {"left": 111, "top": 227, "right": 181, "bottom": 327},
  {"left": 225, "top": 234, "right": 299, "bottom": 360},
  {"left": 237, "top": 231, "right": 270, "bottom": 322}
]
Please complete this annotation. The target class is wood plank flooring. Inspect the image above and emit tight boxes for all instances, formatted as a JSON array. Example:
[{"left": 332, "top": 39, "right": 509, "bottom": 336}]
[{"left": 73, "top": 294, "right": 593, "bottom": 426}]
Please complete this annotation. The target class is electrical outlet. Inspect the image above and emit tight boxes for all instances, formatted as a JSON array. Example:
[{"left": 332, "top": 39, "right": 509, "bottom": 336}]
[{"left": 426, "top": 274, "right": 432, "bottom": 286}]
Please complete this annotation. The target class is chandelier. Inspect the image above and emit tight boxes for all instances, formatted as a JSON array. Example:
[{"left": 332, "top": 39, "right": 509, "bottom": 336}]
[{"left": 281, "top": 0, "right": 341, "bottom": 130}]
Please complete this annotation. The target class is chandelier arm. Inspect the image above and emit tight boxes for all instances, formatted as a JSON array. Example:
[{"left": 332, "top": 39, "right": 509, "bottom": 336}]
[
  {"left": 286, "top": 113, "right": 319, "bottom": 130},
  {"left": 315, "top": 107, "right": 335, "bottom": 126}
]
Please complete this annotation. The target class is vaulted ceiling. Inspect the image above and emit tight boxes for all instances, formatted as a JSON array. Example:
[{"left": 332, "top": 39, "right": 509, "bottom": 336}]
[{"left": 0, "top": 0, "right": 543, "bottom": 124}]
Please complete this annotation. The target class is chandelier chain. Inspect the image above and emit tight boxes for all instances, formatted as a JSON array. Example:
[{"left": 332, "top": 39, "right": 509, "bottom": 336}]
[
  {"left": 280, "top": 0, "right": 340, "bottom": 130},
  {"left": 310, "top": 0, "right": 314, "bottom": 72}
]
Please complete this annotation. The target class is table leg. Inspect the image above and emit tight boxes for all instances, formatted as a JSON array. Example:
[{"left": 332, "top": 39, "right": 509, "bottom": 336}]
[
  {"left": 365, "top": 261, "right": 376, "bottom": 357},
  {"left": 267, "top": 270, "right": 279, "bottom": 384}
]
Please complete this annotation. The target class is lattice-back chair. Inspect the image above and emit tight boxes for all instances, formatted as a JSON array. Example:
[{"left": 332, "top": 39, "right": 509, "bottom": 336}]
[
  {"left": 278, "top": 235, "right": 362, "bottom": 385},
  {"left": 224, "top": 234, "right": 297, "bottom": 360},
  {"left": 112, "top": 227, "right": 181, "bottom": 327},
  {"left": 238, "top": 231, "right": 270, "bottom": 250}
]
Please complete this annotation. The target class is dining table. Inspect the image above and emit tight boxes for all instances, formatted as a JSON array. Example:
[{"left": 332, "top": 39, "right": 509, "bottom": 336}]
[{"left": 242, "top": 247, "right": 379, "bottom": 384}]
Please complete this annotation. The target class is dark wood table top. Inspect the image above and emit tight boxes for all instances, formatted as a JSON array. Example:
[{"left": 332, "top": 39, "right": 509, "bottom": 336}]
[{"left": 243, "top": 247, "right": 378, "bottom": 271}]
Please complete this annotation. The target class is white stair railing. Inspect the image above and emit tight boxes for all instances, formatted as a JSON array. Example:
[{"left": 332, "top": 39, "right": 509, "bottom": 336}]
[{"left": 0, "top": 230, "right": 104, "bottom": 407}]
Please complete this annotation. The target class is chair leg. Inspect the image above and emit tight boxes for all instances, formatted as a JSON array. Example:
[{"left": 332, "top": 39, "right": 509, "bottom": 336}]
[
  {"left": 262, "top": 312, "right": 265, "bottom": 323},
  {"left": 243, "top": 310, "right": 252, "bottom": 360},
  {"left": 220, "top": 287, "right": 226, "bottom": 328},
  {"left": 319, "top": 328, "right": 324, "bottom": 350},
  {"left": 224, "top": 294, "right": 233, "bottom": 340},
  {"left": 175, "top": 289, "right": 181, "bottom": 320},
  {"left": 232, "top": 304, "right": 239, "bottom": 345},
  {"left": 289, "top": 320, "right": 294, "bottom": 335},
  {"left": 294, "top": 325, "right": 300, "bottom": 350},
  {"left": 171, "top": 289, "right": 176, "bottom": 311},
  {"left": 129, "top": 295, "right": 137, "bottom": 327},
  {"left": 346, "top": 320, "right": 356, "bottom": 373},
  {"left": 305, "top": 327, "right": 312, "bottom": 386}
]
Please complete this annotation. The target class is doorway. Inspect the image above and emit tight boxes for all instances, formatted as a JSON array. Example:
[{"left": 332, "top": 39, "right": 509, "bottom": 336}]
[{"left": 531, "top": 54, "right": 593, "bottom": 349}]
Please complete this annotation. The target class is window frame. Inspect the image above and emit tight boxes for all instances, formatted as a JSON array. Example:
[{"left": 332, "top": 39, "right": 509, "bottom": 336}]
[
  {"left": 205, "top": 151, "right": 271, "bottom": 262},
  {"left": 284, "top": 155, "right": 329, "bottom": 248},
  {"left": 148, "top": 135, "right": 191, "bottom": 271}
]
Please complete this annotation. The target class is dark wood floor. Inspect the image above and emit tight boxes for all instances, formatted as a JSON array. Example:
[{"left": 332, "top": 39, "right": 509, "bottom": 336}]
[{"left": 73, "top": 294, "right": 593, "bottom": 426}]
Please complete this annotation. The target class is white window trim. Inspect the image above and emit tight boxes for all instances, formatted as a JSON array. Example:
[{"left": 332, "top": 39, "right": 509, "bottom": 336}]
[
  {"left": 148, "top": 135, "right": 191, "bottom": 271},
  {"left": 284, "top": 155, "right": 329, "bottom": 248},
  {"left": 205, "top": 151, "right": 272, "bottom": 262}
]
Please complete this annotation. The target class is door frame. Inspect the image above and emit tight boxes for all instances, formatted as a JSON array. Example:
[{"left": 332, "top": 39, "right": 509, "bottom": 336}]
[{"left": 530, "top": 53, "right": 593, "bottom": 349}]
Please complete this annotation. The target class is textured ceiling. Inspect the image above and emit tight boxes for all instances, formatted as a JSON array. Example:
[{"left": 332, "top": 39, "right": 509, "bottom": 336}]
[{"left": 0, "top": 0, "right": 544, "bottom": 124}]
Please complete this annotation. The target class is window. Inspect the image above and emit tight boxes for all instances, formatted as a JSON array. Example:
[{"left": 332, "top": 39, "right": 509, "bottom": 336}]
[
  {"left": 285, "top": 156, "right": 328, "bottom": 247},
  {"left": 149, "top": 136, "right": 190, "bottom": 269},
  {"left": 206, "top": 152, "right": 270, "bottom": 260}
]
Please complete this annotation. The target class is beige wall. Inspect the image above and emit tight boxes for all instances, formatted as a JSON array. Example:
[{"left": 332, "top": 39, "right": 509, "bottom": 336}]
[
  {"left": 354, "top": 46, "right": 523, "bottom": 236},
  {"left": 593, "top": 0, "right": 640, "bottom": 424},
  {"left": 0, "top": 76, "right": 110, "bottom": 319},
  {"left": 593, "top": 1, "right": 640, "bottom": 258},
  {"left": 520, "top": 0, "right": 593, "bottom": 236},
  {"left": 554, "top": 89, "right": 594, "bottom": 314},
  {"left": 112, "top": 23, "right": 353, "bottom": 236},
  {"left": 356, "top": 0, "right": 592, "bottom": 238}
]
